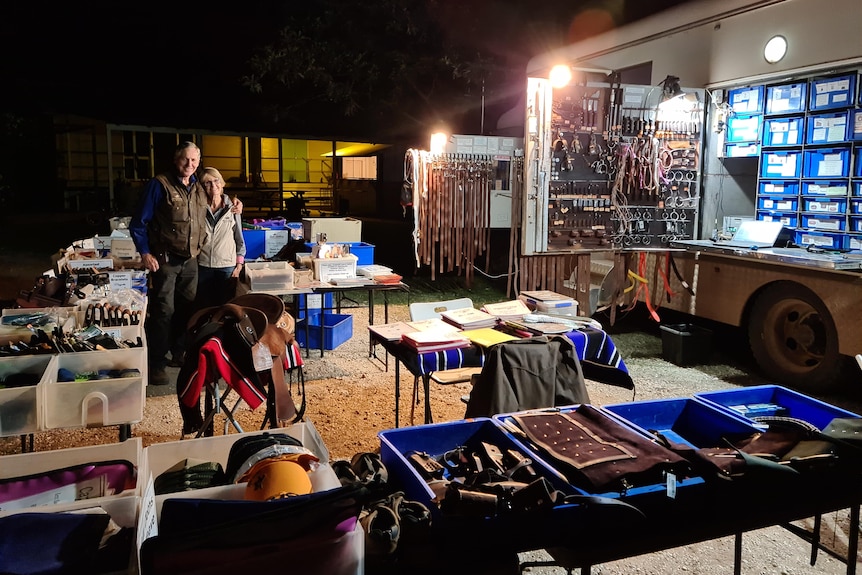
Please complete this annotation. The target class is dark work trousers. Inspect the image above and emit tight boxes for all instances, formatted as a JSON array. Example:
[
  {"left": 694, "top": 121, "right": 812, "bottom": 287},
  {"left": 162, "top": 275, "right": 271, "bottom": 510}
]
[
  {"left": 194, "top": 266, "right": 236, "bottom": 311},
  {"left": 146, "top": 254, "right": 198, "bottom": 371}
]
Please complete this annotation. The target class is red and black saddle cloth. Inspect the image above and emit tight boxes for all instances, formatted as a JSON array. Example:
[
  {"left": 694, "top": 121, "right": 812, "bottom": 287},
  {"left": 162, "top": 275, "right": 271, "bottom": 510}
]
[{"left": 178, "top": 297, "right": 304, "bottom": 431}]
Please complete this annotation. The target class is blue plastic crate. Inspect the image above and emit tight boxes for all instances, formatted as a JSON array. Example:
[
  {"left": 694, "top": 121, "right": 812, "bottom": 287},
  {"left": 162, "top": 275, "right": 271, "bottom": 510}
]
[
  {"left": 802, "top": 196, "right": 847, "bottom": 215},
  {"left": 757, "top": 211, "right": 798, "bottom": 228},
  {"left": 852, "top": 200, "right": 862, "bottom": 214},
  {"left": 794, "top": 229, "right": 847, "bottom": 250},
  {"left": 725, "top": 143, "right": 759, "bottom": 158},
  {"left": 760, "top": 150, "right": 801, "bottom": 178},
  {"left": 304, "top": 241, "right": 375, "bottom": 265},
  {"left": 856, "top": 149, "right": 862, "bottom": 177},
  {"left": 379, "top": 418, "right": 585, "bottom": 521},
  {"left": 809, "top": 74, "right": 856, "bottom": 111},
  {"left": 805, "top": 111, "right": 849, "bottom": 144},
  {"left": 801, "top": 213, "right": 846, "bottom": 231},
  {"left": 765, "top": 82, "right": 807, "bottom": 115},
  {"left": 855, "top": 182, "right": 862, "bottom": 197},
  {"left": 763, "top": 116, "right": 804, "bottom": 146},
  {"left": 757, "top": 195, "right": 797, "bottom": 212},
  {"left": 295, "top": 292, "right": 334, "bottom": 320},
  {"left": 295, "top": 312, "right": 352, "bottom": 350},
  {"left": 852, "top": 109, "right": 862, "bottom": 141},
  {"left": 602, "top": 398, "right": 761, "bottom": 450},
  {"left": 803, "top": 147, "right": 851, "bottom": 178},
  {"left": 848, "top": 235, "right": 862, "bottom": 250},
  {"left": 850, "top": 217, "right": 862, "bottom": 233},
  {"left": 695, "top": 385, "right": 861, "bottom": 431},
  {"left": 725, "top": 114, "right": 761, "bottom": 143},
  {"left": 801, "top": 180, "right": 849, "bottom": 196},
  {"left": 758, "top": 180, "right": 799, "bottom": 196},
  {"left": 728, "top": 85, "right": 764, "bottom": 114}
]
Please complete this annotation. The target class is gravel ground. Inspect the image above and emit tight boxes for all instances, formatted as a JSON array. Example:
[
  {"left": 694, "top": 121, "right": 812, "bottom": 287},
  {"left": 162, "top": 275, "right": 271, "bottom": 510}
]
[{"left": 3, "top": 300, "right": 860, "bottom": 574}]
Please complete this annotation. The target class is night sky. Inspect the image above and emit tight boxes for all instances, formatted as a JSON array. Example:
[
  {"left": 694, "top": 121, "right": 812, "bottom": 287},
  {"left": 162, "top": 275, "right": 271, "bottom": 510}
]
[{"left": 0, "top": 1, "right": 692, "bottom": 141}]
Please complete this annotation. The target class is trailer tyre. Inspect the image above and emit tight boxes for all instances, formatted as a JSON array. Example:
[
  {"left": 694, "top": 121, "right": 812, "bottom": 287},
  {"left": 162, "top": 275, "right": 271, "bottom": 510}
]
[{"left": 748, "top": 282, "right": 840, "bottom": 391}]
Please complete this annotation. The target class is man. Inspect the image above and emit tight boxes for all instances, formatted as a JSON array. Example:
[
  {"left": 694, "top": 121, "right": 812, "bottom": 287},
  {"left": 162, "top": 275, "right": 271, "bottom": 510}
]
[{"left": 130, "top": 142, "right": 242, "bottom": 385}]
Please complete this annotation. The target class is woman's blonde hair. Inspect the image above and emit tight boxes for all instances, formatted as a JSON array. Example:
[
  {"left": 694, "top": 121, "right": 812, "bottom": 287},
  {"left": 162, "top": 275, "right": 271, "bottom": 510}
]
[{"left": 201, "top": 166, "right": 225, "bottom": 185}]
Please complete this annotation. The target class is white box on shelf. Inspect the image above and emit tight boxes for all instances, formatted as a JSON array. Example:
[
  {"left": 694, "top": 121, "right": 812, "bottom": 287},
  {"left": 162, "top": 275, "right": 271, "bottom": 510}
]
[{"left": 44, "top": 347, "right": 146, "bottom": 430}]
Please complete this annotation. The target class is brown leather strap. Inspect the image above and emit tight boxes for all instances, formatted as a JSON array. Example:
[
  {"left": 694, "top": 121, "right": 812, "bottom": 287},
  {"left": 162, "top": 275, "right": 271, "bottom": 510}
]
[{"left": 270, "top": 354, "right": 297, "bottom": 424}]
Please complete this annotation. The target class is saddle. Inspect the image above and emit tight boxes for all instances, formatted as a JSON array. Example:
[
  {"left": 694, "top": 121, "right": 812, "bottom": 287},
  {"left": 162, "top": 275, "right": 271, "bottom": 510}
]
[{"left": 182, "top": 293, "right": 302, "bottom": 427}]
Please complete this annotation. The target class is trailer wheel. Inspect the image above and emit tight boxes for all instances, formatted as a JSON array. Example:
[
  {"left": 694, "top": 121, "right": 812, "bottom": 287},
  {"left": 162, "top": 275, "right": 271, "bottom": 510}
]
[{"left": 748, "top": 282, "right": 840, "bottom": 391}]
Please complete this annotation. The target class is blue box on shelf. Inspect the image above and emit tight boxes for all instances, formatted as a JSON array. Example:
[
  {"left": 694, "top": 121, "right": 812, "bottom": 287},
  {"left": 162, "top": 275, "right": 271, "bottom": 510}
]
[
  {"left": 304, "top": 242, "right": 375, "bottom": 266},
  {"left": 757, "top": 211, "right": 798, "bottom": 228},
  {"left": 809, "top": 74, "right": 856, "bottom": 111},
  {"left": 760, "top": 150, "right": 801, "bottom": 178},
  {"left": 757, "top": 195, "right": 797, "bottom": 212},
  {"left": 851, "top": 216, "right": 862, "bottom": 233},
  {"left": 794, "top": 229, "right": 847, "bottom": 250},
  {"left": 852, "top": 109, "right": 862, "bottom": 141},
  {"left": 602, "top": 398, "right": 761, "bottom": 451},
  {"left": 695, "top": 385, "right": 861, "bottom": 431},
  {"left": 295, "top": 312, "right": 352, "bottom": 350},
  {"left": 728, "top": 85, "right": 764, "bottom": 114},
  {"left": 801, "top": 213, "right": 846, "bottom": 231},
  {"left": 852, "top": 200, "right": 862, "bottom": 214},
  {"left": 724, "top": 143, "right": 759, "bottom": 158},
  {"left": 725, "top": 114, "right": 761, "bottom": 143},
  {"left": 856, "top": 149, "right": 862, "bottom": 177},
  {"left": 805, "top": 111, "right": 849, "bottom": 145},
  {"left": 758, "top": 180, "right": 799, "bottom": 196},
  {"left": 802, "top": 196, "right": 847, "bottom": 215},
  {"left": 765, "top": 82, "right": 807, "bottom": 115},
  {"left": 803, "top": 147, "right": 851, "bottom": 178},
  {"left": 801, "top": 180, "right": 849, "bottom": 196},
  {"left": 762, "top": 116, "right": 804, "bottom": 146}
]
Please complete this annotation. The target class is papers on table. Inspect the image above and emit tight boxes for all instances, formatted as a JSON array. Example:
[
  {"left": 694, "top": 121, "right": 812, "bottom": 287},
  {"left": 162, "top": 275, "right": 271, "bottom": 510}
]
[
  {"left": 402, "top": 329, "right": 471, "bottom": 353},
  {"left": 481, "top": 299, "right": 531, "bottom": 321},
  {"left": 439, "top": 307, "right": 497, "bottom": 330}
]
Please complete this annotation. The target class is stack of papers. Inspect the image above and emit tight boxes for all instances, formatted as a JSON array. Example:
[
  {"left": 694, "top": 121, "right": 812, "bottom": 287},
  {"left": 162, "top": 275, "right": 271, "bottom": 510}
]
[
  {"left": 367, "top": 321, "right": 416, "bottom": 342},
  {"left": 440, "top": 307, "right": 497, "bottom": 330},
  {"left": 482, "top": 299, "right": 531, "bottom": 321},
  {"left": 402, "top": 329, "right": 471, "bottom": 353},
  {"left": 357, "top": 264, "right": 393, "bottom": 278}
]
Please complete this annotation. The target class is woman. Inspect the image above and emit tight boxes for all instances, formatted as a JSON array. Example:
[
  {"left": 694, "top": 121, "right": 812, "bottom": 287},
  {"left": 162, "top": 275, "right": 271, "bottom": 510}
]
[{"left": 195, "top": 167, "right": 246, "bottom": 311}]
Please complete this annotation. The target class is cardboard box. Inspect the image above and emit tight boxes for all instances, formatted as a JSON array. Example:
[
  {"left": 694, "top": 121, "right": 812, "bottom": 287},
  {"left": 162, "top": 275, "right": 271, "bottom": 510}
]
[
  {"left": 312, "top": 254, "right": 358, "bottom": 282},
  {"left": 302, "top": 217, "right": 362, "bottom": 243}
]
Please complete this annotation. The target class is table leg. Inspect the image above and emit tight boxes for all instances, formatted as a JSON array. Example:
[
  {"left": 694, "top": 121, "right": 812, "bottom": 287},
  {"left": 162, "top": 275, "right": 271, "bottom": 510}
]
[
  {"left": 733, "top": 532, "right": 742, "bottom": 575},
  {"left": 423, "top": 374, "right": 432, "bottom": 424},
  {"left": 395, "top": 360, "right": 401, "bottom": 428},
  {"left": 848, "top": 505, "right": 859, "bottom": 575}
]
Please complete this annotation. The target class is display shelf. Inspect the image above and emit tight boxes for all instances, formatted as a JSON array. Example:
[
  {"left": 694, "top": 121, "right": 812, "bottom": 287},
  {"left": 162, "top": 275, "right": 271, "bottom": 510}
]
[{"left": 753, "top": 68, "right": 861, "bottom": 249}]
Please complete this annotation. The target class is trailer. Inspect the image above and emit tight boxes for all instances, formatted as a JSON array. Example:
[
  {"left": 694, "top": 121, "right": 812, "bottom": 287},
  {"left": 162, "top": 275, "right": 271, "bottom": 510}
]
[{"left": 519, "top": 0, "right": 862, "bottom": 390}]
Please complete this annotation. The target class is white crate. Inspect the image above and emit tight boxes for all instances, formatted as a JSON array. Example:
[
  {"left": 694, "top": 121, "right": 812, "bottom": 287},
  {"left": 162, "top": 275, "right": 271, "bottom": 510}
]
[
  {"left": 246, "top": 260, "right": 295, "bottom": 291},
  {"left": 0, "top": 437, "right": 143, "bottom": 516},
  {"left": 312, "top": 254, "right": 358, "bottom": 282},
  {"left": 44, "top": 347, "right": 146, "bottom": 429},
  {"left": 0, "top": 354, "right": 56, "bottom": 437}
]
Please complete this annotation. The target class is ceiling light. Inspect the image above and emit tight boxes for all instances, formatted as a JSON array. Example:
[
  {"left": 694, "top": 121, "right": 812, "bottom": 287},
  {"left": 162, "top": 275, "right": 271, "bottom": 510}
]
[
  {"left": 764, "top": 35, "right": 787, "bottom": 64},
  {"left": 549, "top": 65, "right": 572, "bottom": 89}
]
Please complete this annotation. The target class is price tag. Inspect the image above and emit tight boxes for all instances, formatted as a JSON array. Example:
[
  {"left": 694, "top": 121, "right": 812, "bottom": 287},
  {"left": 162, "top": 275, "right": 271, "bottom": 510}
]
[{"left": 109, "top": 271, "right": 133, "bottom": 292}]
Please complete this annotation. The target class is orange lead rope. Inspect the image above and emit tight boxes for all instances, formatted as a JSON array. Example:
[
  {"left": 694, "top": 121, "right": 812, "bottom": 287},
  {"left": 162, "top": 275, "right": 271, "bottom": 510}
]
[{"left": 636, "top": 252, "right": 661, "bottom": 323}]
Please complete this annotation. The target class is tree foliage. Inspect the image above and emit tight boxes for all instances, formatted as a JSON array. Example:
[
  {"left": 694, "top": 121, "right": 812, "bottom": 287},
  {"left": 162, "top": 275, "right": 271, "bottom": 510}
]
[{"left": 240, "top": 1, "right": 513, "bottom": 141}]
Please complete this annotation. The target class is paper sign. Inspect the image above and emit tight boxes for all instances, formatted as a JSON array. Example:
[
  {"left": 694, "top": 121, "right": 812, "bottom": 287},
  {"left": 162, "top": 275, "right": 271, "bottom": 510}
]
[{"left": 109, "top": 271, "right": 133, "bottom": 292}]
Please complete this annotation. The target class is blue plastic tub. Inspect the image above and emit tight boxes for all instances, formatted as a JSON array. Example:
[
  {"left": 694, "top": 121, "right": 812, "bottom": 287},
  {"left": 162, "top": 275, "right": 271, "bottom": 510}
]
[
  {"left": 695, "top": 385, "right": 861, "bottom": 431},
  {"left": 295, "top": 313, "right": 352, "bottom": 350}
]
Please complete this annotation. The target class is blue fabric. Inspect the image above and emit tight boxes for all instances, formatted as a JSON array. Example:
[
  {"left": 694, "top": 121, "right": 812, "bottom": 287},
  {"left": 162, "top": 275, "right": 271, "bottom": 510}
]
[{"left": 0, "top": 512, "right": 109, "bottom": 575}]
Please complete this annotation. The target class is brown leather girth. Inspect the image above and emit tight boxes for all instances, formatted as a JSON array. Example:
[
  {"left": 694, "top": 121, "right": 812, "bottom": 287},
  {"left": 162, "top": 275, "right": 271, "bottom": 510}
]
[{"left": 270, "top": 354, "right": 297, "bottom": 424}]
